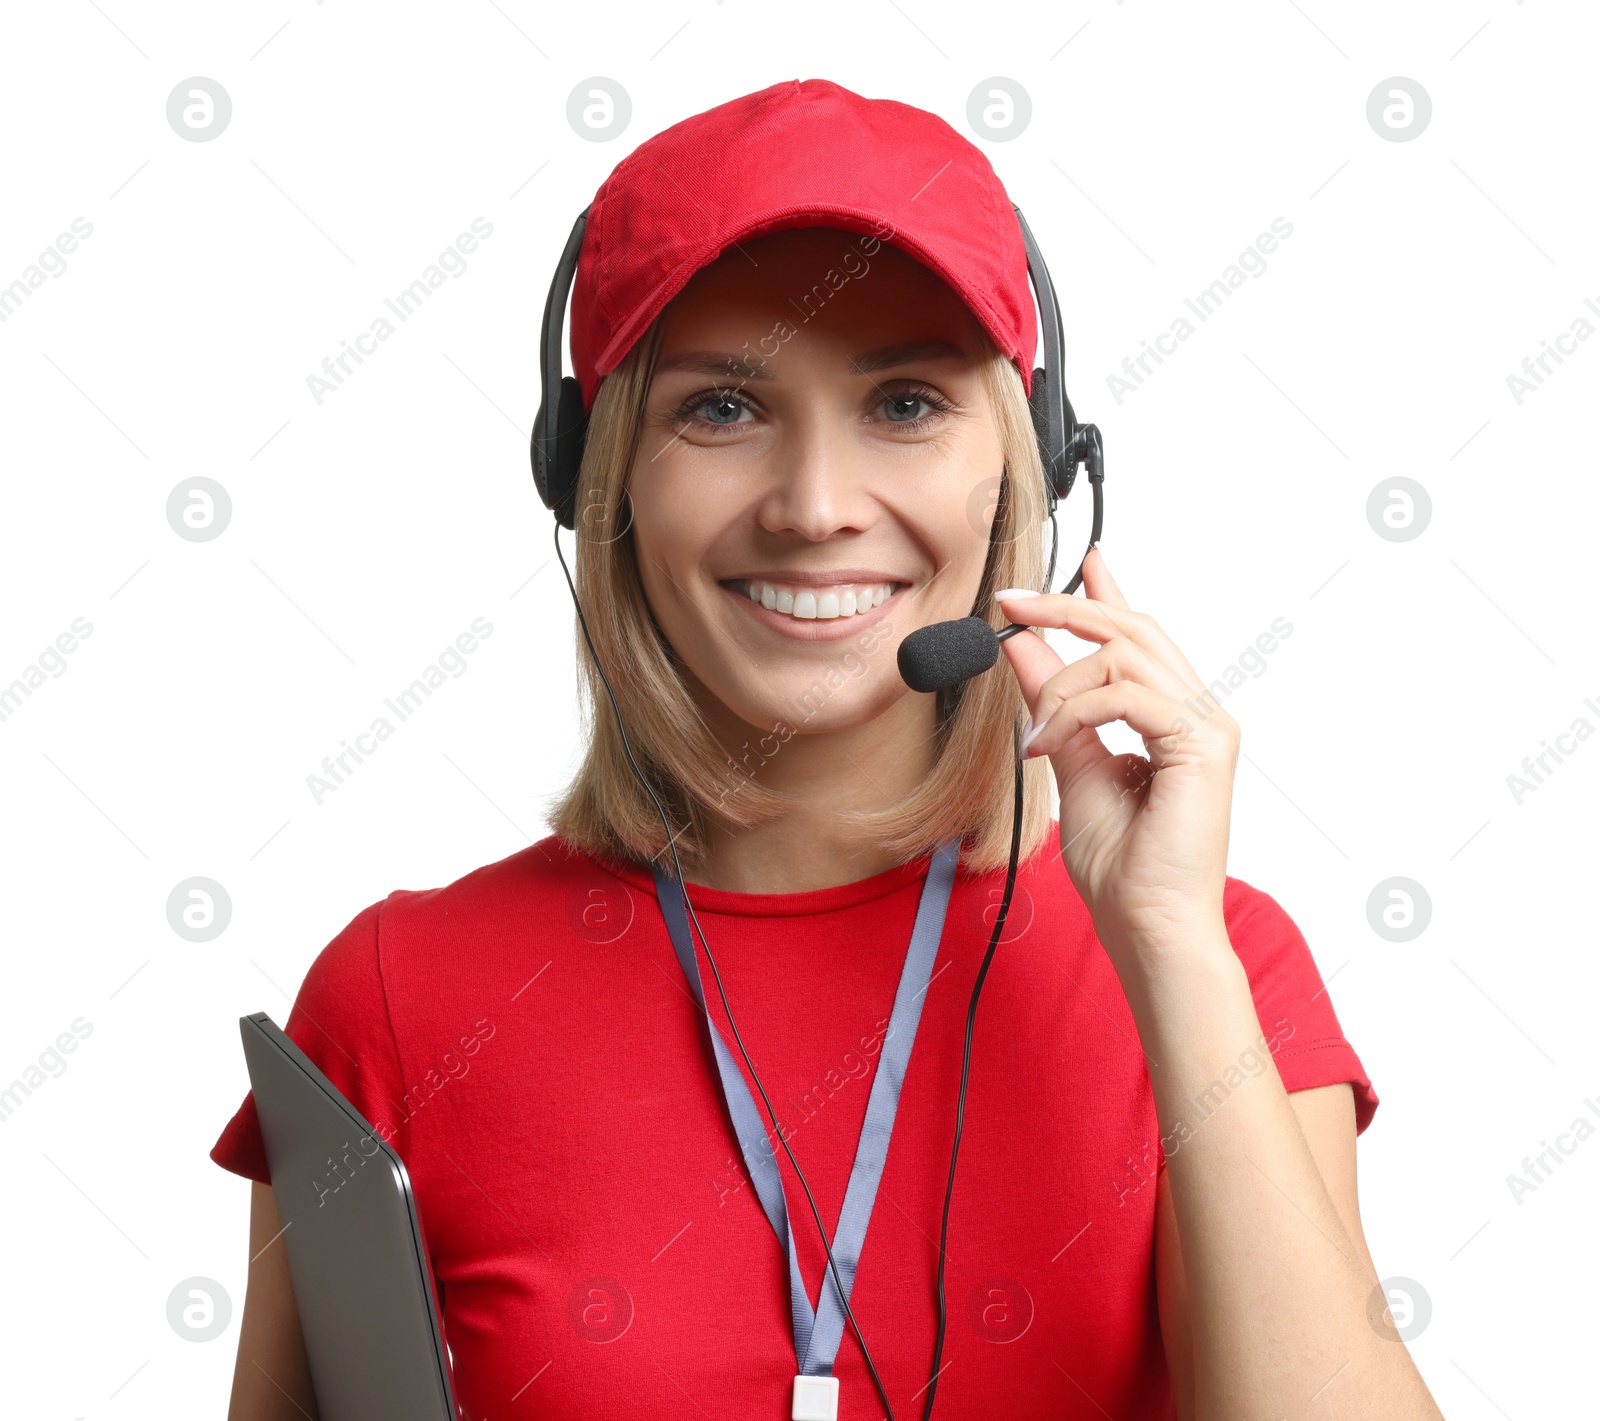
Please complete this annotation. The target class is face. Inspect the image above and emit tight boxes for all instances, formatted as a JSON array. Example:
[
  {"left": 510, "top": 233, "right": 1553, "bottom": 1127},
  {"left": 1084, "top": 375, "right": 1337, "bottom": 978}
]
[{"left": 626, "top": 226, "right": 1006, "bottom": 740}]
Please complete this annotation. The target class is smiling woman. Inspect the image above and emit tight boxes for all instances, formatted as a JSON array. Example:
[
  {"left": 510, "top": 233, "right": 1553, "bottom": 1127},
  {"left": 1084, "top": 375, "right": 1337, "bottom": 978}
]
[
  {"left": 549, "top": 225, "right": 1055, "bottom": 879},
  {"left": 214, "top": 78, "right": 1440, "bottom": 1421}
]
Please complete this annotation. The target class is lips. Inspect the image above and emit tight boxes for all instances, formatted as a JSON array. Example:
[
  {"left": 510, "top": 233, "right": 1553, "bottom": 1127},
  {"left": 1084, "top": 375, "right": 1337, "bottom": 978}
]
[
  {"left": 736, "top": 578, "right": 900, "bottom": 620},
  {"left": 719, "top": 576, "right": 906, "bottom": 641}
]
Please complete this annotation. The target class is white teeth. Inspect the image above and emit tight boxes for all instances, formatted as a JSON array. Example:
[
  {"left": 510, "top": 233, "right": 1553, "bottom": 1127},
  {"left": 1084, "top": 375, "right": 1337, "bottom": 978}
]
[{"left": 740, "top": 579, "right": 898, "bottom": 621}]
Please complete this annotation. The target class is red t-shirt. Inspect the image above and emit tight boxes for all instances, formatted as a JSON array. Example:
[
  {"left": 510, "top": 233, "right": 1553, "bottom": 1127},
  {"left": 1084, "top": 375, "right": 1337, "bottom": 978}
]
[{"left": 211, "top": 827, "right": 1377, "bottom": 1420}]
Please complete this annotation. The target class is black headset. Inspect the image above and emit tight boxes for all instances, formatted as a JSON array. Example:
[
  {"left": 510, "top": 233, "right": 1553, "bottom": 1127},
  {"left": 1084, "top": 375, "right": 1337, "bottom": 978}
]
[
  {"left": 530, "top": 202, "right": 1103, "bottom": 592},
  {"left": 529, "top": 203, "right": 1105, "bottom": 1421}
]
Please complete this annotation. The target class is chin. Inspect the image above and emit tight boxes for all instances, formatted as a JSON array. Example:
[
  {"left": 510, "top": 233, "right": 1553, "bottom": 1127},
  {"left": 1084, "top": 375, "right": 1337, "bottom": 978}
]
[{"left": 715, "top": 670, "right": 902, "bottom": 737}]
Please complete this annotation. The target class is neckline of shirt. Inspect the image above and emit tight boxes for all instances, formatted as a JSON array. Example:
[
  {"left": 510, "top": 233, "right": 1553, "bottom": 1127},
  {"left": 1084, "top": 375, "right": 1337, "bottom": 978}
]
[{"left": 580, "top": 843, "right": 950, "bottom": 918}]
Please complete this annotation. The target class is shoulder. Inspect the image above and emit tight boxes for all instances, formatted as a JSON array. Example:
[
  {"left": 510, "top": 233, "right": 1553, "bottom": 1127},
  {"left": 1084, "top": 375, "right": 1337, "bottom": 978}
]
[
  {"left": 1012, "top": 836, "right": 1379, "bottom": 1134},
  {"left": 335, "top": 835, "right": 645, "bottom": 1042},
  {"left": 965, "top": 826, "right": 1319, "bottom": 978},
  {"left": 1221, "top": 874, "right": 1300, "bottom": 934},
  {"left": 214, "top": 838, "right": 608, "bottom": 1183},
  {"left": 293, "top": 836, "right": 608, "bottom": 1025},
  {"left": 1218, "top": 874, "right": 1381, "bottom": 1134},
  {"left": 1218, "top": 874, "right": 1323, "bottom": 997},
  {"left": 374, "top": 834, "right": 629, "bottom": 950}
]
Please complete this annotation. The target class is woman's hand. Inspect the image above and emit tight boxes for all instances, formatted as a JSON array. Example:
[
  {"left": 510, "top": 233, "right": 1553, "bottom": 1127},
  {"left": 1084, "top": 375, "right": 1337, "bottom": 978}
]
[{"left": 997, "top": 546, "right": 1240, "bottom": 969}]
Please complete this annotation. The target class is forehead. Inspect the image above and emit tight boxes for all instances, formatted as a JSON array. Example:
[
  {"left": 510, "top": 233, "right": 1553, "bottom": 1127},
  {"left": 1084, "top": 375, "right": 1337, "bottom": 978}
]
[{"left": 656, "top": 226, "right": 981, "bottom": 358}]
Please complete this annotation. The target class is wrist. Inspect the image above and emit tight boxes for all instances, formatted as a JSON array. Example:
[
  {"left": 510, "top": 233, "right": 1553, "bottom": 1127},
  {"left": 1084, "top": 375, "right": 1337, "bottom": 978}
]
[
  {"left": 1099, "top": 915, "right": 1238, "bottom": 994},
  {"left": 1097, "top": 906, "right": 1232, "bottom": 962}
]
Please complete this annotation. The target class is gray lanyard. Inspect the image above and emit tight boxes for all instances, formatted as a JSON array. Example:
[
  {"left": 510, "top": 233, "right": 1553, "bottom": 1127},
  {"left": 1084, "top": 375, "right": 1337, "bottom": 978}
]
[{"left": 651, "top": 838, "right": 960, "bottom": 1380}]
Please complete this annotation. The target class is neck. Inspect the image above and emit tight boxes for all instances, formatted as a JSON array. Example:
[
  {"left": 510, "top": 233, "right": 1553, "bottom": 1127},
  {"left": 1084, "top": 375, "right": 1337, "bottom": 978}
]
[{"left": 685, "top": 691, "right": 937, "bottom": 894}]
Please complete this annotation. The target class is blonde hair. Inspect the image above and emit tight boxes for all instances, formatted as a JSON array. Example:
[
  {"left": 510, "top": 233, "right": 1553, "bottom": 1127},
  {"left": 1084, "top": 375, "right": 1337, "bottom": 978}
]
[{"left": 546, "top": 309, "right": 1057, "bottom": 876}]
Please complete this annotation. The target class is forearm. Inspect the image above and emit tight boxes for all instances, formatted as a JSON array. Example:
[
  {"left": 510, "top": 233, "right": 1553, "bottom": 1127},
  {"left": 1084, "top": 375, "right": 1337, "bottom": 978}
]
[
  {"left": 1114, "top": 928, "right": 1440, "bottom": 1421},
  {"left": 231, "top": 1182, "right": 321, "bottom": 1421}
]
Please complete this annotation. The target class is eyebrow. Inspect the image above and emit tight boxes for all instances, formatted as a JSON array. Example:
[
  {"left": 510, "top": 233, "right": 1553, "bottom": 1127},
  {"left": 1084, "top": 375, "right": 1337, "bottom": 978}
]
[
  {"left": 653, "top": 350, "right": 774, "bottom": 381},
  {"left": 849, "top": 338, "right": 968, "bottom": 374},
  {"left": 652, "top": 337, "right": 969, "bottom": 383}
]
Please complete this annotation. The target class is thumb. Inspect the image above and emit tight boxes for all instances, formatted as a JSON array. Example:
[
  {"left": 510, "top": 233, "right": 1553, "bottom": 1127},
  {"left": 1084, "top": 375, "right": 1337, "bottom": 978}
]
[{"left": 997, "top": 624, "right": 1065, "bottom": 720}]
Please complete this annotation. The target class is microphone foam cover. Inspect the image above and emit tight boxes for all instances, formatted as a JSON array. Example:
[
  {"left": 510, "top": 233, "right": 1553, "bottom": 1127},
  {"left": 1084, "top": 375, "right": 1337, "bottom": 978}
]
[{"left": 897, "top": 616, "right": 1001, "bottom": 694}]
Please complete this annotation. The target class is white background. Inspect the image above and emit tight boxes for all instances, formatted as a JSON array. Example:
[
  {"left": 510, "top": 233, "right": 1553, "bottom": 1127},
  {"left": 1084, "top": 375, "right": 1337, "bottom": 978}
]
[{"left": 2, "top": 1, "right": 1594, "bottom": 1416}]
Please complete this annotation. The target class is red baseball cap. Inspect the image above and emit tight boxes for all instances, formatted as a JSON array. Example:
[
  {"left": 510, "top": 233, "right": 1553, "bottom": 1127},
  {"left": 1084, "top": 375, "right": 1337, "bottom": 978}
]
[{"left": 568, "top": 78, "right": 1037, "bottom": 412}]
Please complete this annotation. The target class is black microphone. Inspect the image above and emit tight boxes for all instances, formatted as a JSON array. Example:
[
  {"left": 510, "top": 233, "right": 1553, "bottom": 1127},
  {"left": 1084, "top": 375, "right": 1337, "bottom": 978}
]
[{"left": 897, "top": 617, "right": 1031, "bottom": 693}]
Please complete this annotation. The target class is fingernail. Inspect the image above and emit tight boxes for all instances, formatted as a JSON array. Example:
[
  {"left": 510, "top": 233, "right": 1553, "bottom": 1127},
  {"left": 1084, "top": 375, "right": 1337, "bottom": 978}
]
[
  {"left": 993, "top": 587, "right": 1042, "bottom": 602},
  {"left": 1020, "top": 718, "right": 1046, "bottom": 755}
]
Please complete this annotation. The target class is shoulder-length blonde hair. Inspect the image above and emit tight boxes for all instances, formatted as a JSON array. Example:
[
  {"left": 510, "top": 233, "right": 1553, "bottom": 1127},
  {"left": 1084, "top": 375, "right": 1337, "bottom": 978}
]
[{"left": 547, "top": 302, "right": 1057, "bottom": 876}]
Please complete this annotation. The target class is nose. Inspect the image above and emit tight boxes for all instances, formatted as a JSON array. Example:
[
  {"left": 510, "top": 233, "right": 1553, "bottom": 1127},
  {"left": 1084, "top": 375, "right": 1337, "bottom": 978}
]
[{"left": 753, "top": 404, "right": 880, "bottom": 542}]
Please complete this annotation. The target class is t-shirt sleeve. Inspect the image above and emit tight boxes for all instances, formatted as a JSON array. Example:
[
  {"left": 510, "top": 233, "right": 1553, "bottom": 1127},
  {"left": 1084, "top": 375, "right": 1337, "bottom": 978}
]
[
  {"left": 209, "top": 899, "right": 411, "bottom": 1185},
  {"left": 1220, "top": 875, "right": 1379, "bottom": 1135}
]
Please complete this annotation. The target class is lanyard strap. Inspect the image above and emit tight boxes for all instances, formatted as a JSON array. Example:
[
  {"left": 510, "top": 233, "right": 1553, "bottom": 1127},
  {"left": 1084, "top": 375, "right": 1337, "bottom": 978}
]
[{"left": 652, "top": 839, "right": 961, "bottom": 1377}]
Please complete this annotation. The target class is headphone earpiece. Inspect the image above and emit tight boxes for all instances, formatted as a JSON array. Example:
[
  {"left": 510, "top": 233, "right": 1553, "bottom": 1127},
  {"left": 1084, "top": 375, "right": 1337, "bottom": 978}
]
[
  {"left": 1026, "top": 363, "right": 1067, "bottom": 508},
  {"left": 533, "top": 374, "right": 589, "bottom": 531},
  {"left": 531, "top": 211, "right": 594, "bottom": 532}
]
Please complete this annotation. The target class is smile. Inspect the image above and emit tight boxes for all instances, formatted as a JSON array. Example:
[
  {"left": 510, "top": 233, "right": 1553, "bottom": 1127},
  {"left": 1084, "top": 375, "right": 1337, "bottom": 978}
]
[
  {"left": 740, "top": 578, "right": 901, "bottom": 619},
  {"left": 719, "top": 576, "right": 908, "bottom": 640}
]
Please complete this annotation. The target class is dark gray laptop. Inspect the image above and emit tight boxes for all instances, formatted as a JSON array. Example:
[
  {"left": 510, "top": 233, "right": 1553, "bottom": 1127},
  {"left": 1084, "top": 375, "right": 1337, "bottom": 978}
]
[{"left": 240, "top": 1011, "right": 457, "bottom": 1421}]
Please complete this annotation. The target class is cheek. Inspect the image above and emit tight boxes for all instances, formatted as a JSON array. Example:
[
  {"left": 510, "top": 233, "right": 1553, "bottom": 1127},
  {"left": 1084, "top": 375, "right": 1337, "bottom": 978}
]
[
  {"left": 625, "top": 491, "right": 774, "bottom": 716},
  {"left": 628, "top": 482, "right": 711, "bottom": 612},
  {"left": 924, "top": 416, "right": 1007, "bottom": 546},
  {"left": 907, "top": 484, "right": 999, "bottom": 614}
]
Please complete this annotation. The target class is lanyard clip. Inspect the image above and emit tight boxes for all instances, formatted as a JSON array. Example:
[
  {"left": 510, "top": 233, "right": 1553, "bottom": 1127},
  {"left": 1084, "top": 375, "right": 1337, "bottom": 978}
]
[{"left": 792, "top": 1374, "right": 839, "bottom": 1421}]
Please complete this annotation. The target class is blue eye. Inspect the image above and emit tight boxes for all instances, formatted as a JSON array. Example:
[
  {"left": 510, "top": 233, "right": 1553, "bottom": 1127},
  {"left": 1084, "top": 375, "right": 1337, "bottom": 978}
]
[
  {"left": 666, "top": 382, "right": 955, "bottom": 436},
  {"left": 700, "top": 396, "right": 747, "bottom": 424},
  {"left": 884, "top": 393, "right": 932, "bottom": 422},
  {"left": 677, "top": 392, "right": 753, "bottom": 428},
  {"left": 876, "top": 385, "right": 954, "bottom": 428}
]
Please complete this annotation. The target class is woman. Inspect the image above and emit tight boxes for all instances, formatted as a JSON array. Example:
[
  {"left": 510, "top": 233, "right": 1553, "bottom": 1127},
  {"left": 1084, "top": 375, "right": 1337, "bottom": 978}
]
[{"left": 215, "top": 80, "right": 1443, "bottom": 1420}]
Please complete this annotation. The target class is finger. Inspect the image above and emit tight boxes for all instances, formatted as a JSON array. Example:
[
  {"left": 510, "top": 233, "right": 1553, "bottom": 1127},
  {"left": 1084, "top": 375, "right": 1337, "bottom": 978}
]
[
  {"left": 1080, "top": 544, "right": 1129, "bottom": 610},
  {"left": 1025, "top": 638, "right": 1199, "bottom": 746},
  {"left": 995, "top": 590, "right": 1208, "bottom": 695},
  {"left": 1012, "top": 637, "right": 1197, "bottom": 786},
  {"left": 999, "top": 628, "right": 1116, "bottom": 776},
  {"left": 995, "top": 600, "right": 1173, "bottom": 716},
  {"left": 996, "top": 623, "right": 1069, "bottom": 722},
  {"left": 994, "top": 590, "right": 1121, "bottom": 645},
  {"left": 1024, "top": 681, "right": 1224, "bottom": 772}
]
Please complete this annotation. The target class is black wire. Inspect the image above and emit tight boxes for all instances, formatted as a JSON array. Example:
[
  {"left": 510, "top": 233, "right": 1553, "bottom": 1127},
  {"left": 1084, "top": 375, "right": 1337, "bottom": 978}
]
[
  {"left": 919, "top": 717, "right": 1026, "bottom": 1421},
  {"left": 553, "top": 519, "right": 901, "bottom": 1421}
]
